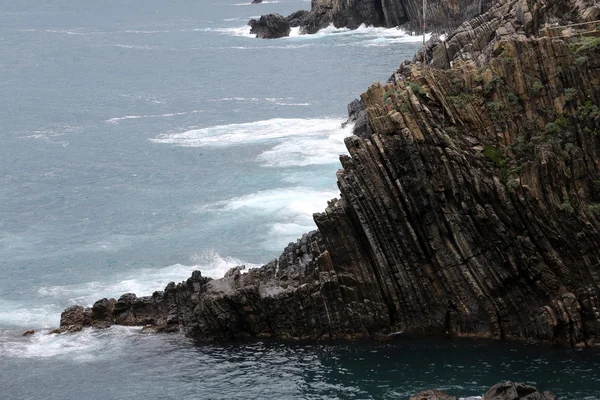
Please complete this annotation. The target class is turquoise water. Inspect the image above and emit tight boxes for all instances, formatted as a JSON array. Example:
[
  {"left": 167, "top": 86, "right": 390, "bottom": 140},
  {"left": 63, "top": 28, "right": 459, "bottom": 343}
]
[{"left": 1, "top": 0, "right": 600, "bottom": 398}]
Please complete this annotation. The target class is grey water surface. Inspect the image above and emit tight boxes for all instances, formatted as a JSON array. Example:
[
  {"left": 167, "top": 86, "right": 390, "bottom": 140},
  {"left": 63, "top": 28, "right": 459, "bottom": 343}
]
[{"left": 1, "top": 0, "right": 600, "bottom": 398}]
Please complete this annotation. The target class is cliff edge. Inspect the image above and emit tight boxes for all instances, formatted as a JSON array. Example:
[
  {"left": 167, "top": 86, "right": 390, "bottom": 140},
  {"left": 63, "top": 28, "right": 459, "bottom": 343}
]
[{"left": 55, "top": 0, "right": 600, "bottom": 347}]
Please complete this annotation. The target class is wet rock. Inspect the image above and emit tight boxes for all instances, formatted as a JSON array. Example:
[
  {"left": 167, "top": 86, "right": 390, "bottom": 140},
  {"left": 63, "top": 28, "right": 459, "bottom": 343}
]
[
  {"left": 248, "top": 14, "right": 291, "bottom": 39},
  {"left": 91, "top": 298, "right": 116, "bottom": 329},
  {"left": 22, "top": 330, "right": 35, "bottom": 336},
  {"left": 484, "top": 382, "right": 557, "bottom": 400},
  {"left": 60, "top": 305, "right": 86, "bottom": 328},
  {"left": 410, "top": 390, "right": 457, "bottom": 400},
  {"left": 251, "top": 0, "right": 262, "bottom": 3}
]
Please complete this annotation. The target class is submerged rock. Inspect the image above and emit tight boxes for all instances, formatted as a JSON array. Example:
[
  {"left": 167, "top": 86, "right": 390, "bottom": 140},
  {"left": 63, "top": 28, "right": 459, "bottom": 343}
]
[
  {"left": 53, "top": 0, "right": 600, "bottom": 347},
  {"left": 248, "top": 14, "right": 291, "bottom": 39}
]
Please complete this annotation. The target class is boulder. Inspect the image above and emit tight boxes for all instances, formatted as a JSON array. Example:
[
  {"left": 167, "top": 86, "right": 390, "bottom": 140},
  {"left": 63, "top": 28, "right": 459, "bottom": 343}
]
[{"left": 248, "top": 14, "right": 291, "bottom": 39}]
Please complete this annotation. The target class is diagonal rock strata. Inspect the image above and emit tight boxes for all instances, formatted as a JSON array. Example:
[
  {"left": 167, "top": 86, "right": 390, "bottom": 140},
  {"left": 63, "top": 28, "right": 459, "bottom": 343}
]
[{"left": 56, "top": 0, "right": 600, "bottom": 347}]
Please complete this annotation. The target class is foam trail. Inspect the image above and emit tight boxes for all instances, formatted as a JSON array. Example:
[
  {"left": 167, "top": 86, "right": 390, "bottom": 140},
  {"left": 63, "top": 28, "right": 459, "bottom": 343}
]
[
  {"left": 257, "top": 122, "right": 351, "bottom": 167},
  {"left": 201, "top": 187, "right": 339, "bottom": 248},
  {"left": 151, "top": 117, "right": 342, "bottom": 145},
  {"left": 1, "top": 326, "right": 144, "bottom": 360},
  {"left": 195, "top": 26, "right": 253, "bottom": 37},
  {"left": 0, "top": 300, "right": 62, "bottom": 329},
  {"left": 152, "top": 117, "right": 349, "bottom": 166},
  {"left": 106, "top": 109, "right": 204, "bottom": 124}
]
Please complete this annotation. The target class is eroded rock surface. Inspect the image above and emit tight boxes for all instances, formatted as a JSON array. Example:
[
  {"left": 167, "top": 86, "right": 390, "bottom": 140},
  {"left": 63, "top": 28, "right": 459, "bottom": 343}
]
[
  {"left": 249, "top": 0, "right": 496, "bottom": 38},
  {"left": 55, "top": 0, "right": 600, "bottom": 347}
]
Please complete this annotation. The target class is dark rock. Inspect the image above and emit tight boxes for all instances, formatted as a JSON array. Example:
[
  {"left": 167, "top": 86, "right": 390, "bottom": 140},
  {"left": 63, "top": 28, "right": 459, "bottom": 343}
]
[
  {"left": 484, "top": 381, "right": 557, "bottom": 400},
  {"left": 248, "top": 14, "right": 291, "bottom": 39},
  {"left": 252, "top": 0, "right": 496, "bottom": 38},
  {"left": 287, "top": 10, "right": 310, "bottom": 27},
  {"left": 60, "top": 305, "right": 85, "bottom": 327},
  {"left": 343, "top": 98, "right": 372, "bottom": 138},
  {"left": 410, "top": 390, "right": 457, "bottom": 400},
  {"left": 91, "top": 298, "right": 116, "bottom": 328},
  {"left": 22, "top": 330, "right": 35, "bottom": 336},
  {"left": 251, "top": 0, "right": 262, "bottom": 3}
]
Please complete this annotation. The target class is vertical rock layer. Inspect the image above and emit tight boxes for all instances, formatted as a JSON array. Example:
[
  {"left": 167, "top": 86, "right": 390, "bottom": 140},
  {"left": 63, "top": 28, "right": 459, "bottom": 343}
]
[{"left": 58, "top": 0, "right": 600, "bottom": 347}]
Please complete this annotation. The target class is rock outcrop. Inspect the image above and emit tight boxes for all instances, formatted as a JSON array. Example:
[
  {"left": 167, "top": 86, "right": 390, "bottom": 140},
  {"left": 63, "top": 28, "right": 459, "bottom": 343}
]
[
  {"left": 248, "top": 14, "right": 291, "bottom": 39},
  {"left": 55, "top": 0, "right": 600, "bottom": 348},
  {"left": 248, "top": 0, "right": 496, "bottom": 38},
  {"left": 483, "top": 382, "right": 557, "bottom": 400},
  {"left": 410, "top": 381, "right": 557, "bottom": 399}
]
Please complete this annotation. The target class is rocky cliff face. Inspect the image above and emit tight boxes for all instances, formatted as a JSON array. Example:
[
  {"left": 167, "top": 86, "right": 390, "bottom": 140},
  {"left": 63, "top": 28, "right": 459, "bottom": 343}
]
[
  {"left": 56, "top": 0, "right": 600, "bottom": 347},
  {"left": 249, "top": 0, "right": 496, "bottom": 38}
]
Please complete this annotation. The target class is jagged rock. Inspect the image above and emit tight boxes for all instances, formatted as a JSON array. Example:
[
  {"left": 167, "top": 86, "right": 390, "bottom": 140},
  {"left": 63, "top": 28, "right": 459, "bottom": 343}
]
[
  {"left": 90, "top": 298, "right": 116, "bottom": 328},
  {"left": 251, "top": 0, "right": 495, "bottom": 38},
  {"left": 248, "top": 14, "right": 291, "bottom": 39},
  {"left": 410, "top": 390, "right": 457, "bottom": 400},
  {"left": 60, "top": 305, "right": 86, "bottom": 327},
  {"left": 287, "top": 10, "right": 310, "bottom": 27},
  {"left": 343, "top": 98, "right": 372, "bottom": 138},
  {"left": 57, "top": 0, "right": 600, "bottom": 347},
  {"left": 22, "top": 330, "right": 35, "bottom": 336},
  {"left": 483, "top": 382, "right": 557, "bottom": 400}
]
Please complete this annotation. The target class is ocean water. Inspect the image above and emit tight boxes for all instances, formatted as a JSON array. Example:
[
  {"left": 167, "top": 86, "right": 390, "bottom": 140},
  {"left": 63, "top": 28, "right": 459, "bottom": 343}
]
[{"left": 1, "top": 0, "right": 599, "bottom": 398}]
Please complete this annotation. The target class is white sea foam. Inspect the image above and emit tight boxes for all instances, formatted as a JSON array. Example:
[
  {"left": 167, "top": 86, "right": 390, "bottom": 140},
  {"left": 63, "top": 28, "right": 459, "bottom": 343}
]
[
  {"left": 36, "top": 251, "right": 258, "bottom": 308},
  {"left": 123, "top": 29, "right": 171, "bottom": 34},
  {"left": 233, "top": 0, "right": 280, "bottom": 5},
  {"left": 258, "top": 122, "right": 351, "bottom": 167},
  {"left": 283, "top": 24, "right": 431, "bottom": 46},
  {"left": 195, "top": 26, "right": 253, "bottom": 37},
  {"left": 105, "top": 109, "right": 204, "bottom": 124},
  {"left": 0, "top": 300, "right": 62, "bottom": 329},
  {"left": 113, "top": 44, "right": 158, "bottom": 50},
  {"left": 0, "top": 326, "right": 143, "bottom": 360},
  {"left": 210, "top": 97, "right": 311, "bottom": 106},
  {"left": 200, "top": 187, "right": 338, "bottom": 248},
  {"left": 152, "top": 117, "right": 349, "bottom": 166}
]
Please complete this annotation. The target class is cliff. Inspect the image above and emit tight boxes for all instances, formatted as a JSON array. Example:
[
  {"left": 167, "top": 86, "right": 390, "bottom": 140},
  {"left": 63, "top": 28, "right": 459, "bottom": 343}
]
[
  {"left": 55, "top": 0, "right": 600, "bottom": 347},
  {"left": 248, "top": 0, "right": 496, "bottom": 38}
]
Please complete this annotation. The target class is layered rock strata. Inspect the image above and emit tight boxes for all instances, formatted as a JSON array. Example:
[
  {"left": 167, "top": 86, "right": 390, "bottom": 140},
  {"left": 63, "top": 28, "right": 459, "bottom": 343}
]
[
  {"left": 248, "top": 0, "right": 496, "bottom": 38},
  {"left": 56, "top": 0, "right": 600, "bottom": 347}
]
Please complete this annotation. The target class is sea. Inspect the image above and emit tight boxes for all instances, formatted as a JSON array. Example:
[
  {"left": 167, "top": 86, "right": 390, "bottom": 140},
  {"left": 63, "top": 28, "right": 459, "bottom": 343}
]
[{"left": 1, "top": 0, "right": 599, "bottom": 398}]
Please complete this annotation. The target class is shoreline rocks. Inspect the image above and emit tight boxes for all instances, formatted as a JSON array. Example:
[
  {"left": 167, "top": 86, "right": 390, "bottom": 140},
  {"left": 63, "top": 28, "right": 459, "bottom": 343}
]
[
  {"left": 410, "top": 381, "right": 557, "bottom": 400},
  {"left": 51, "top": 0, "right": 600, "bottom": 349},
  {"left": 248, "top": 14, "right": 291, "bottom": 39},
  {"left": 248, "top": 0, "right": 496, "bottom": 38}
]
